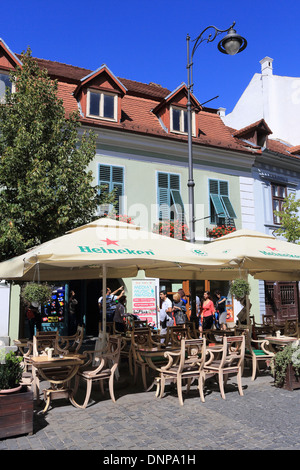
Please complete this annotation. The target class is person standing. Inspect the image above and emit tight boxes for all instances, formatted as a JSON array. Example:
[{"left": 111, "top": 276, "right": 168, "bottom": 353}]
[
  {"left": 199, "top": 291, "right": 215, "bottom": 336},
  {"left": 171, "top": 293, "right": 187, "bottom": 325},
  {"left": 215, "top": 290, "right": 227, "bottom": 330},
  {"left": 159, "top": 290, "right": 173, "bottom": 339},
  {"left": 98, "top": 286, "right": 124, "bottom": 323},
  {"left": 113, "top": 295, "right": 127, "bottom": 333},
  {"left": 26, "top": 304, "right": 39, "bottom": 339},
  {"left": 69, "top": 290, "right": 78, "bottom": 335}
]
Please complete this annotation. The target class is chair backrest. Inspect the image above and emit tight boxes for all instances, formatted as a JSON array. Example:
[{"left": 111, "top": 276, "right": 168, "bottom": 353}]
[
  {"left": 284, "top": 319, "right": 299, "bottom": 336},
  {"left": 133, "top": 320, "right": 148, "bottom": 328},
  {"left": 219, "top": 335, "right": 245, "bottom": 369},
  {"left": 166, "top": 325, "right": 191, "bottom": 346},
  {"left": 33, "top": 330, "right": 59, "bottom": 356},
  {"left": 185, "top": 321, "right": 198, "bottom": 338},
  {"left": 262, "top": 315, "right": 275, "bottom": 326},
  {"left": 131, "top": 327, "right": 152, "bottom": 348},
  {"left": 99, "top": 322, "right": 114, "bottom": 334},
  {"left": 177, "top": 338, "right": 206, "bottom": 373},
  {"left": 105, "top": 336, "right": 122, "bottom": 364}
]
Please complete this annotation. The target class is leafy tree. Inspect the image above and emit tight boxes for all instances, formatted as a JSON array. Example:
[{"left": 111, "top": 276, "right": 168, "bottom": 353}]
[
  {"left": 0, "top": 48, "right": 115, "bottom": 261},
  {"left": 274, "top": 192, "right": 300, "bottom": 244}
]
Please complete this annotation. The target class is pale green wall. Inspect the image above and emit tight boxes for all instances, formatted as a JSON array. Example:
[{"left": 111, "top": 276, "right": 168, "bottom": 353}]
[
  {"left": 91, "top": 150, "right": 242, "bottom": 239},
  {"left": 248, "top": 276, "right": 260, "bottom": 323},
  {"left": 9, "top": 284, "right": 21, "bottom": 344}
]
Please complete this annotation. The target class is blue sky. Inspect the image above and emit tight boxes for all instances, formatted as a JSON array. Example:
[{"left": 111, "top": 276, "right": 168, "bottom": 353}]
[{"left": 1, "top": 0, "right": 300, "bottom": 113}]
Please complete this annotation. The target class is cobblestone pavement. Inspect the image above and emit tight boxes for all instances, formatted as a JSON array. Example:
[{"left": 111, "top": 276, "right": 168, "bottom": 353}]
[{"left": 1, "top": 363, "right": 300, "bottom": 452}]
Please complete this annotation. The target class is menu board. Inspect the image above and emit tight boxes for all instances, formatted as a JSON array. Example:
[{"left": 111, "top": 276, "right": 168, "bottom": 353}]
[{"left": 132, "top": 279, "right": 159, "bottom": 327}]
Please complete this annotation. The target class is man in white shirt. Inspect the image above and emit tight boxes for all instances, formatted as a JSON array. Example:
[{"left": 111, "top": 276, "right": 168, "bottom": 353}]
[{"left": 159, "top": 290, "right": 173, "bottom": 339}]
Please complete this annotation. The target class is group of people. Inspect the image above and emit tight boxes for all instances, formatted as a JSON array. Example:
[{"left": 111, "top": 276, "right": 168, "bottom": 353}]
[
  {"left": 98, "top": 285, "right": 127, "bottom": 332},
  {"left": 73, "top": 284, "right": 227, "bottom": 338},
  {"left": 159, "top": 288, "right": 227, "bottom": 337}
]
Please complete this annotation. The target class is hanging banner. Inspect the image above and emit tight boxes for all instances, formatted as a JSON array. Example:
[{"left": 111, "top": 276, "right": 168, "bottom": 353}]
[{"left": 132, "top": 278, "right": 159, "bottom": 327}]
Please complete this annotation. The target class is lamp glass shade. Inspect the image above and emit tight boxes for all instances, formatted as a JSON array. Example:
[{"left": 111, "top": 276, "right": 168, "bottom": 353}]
[
  {"left": 223, "top": 38, "right": 242, "bottom": 55},
  {"left": 217, "top": 28, "right": 247, "bottom": 55}
]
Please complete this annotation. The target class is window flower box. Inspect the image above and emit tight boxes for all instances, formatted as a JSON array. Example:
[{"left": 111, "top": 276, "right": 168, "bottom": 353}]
[
  {"left": 153, "top": 221, "right": 189, "bottom": 241},
  {"left": 207, "top": 225, "right": 236, "bottom": 239}
]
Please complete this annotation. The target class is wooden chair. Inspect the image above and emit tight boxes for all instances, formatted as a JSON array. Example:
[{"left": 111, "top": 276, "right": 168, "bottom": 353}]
[
  {"left": 185, "top": 321, "right": 199, "bottom": 339},
  {"left": 130, "top": 328, "right": 163, "bottom": 389},
  {"left": 204, "top": 328, "right": 236, "bottom": 345},
  {"left": 70, "top": 336, "right": 122, "bottom": 409},
  {"left": 157, "top": 338, "right": 207, "bottom": 405},
  {"left": 203, "top": 335, "right": 245, "bottom": 400},
  {"left": 283, "top": 319, "right": 300, "bottom": 338},
  {"left": 243, "top": 329, "right": 274, "bottom": 380},
  {"left": 98, "top": 321, "right": 120, "bottom": 336},
  {"left": 252, "top": 315, "right": 276, "bottom": 337},
  {"left": 165, "top": 325, "right": 192, "bottom": 347},
  {"left": 59, "top": 325, "right": 84, "bottom": 353},
  {"left": 25, "top": 330, "right": 67, "bottom": 359},
  {"left": 133, "top": 320, "right": 148, "bottom": 329},
  {"left": 25, "top": 331, "right": 68, "bottom": 402}
]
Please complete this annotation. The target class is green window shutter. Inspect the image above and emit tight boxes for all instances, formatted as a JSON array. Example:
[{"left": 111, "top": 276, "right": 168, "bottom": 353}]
[
  {"left": 99, "top": 164, "right": 124, "bottom": 214},
  {"left": 221, "top": 195, "right": 237, "bottom": 218},
  {"left": 209, "top": 179, "right": 236, "bottom": 221},
  {"left": 210, "top": 193, "right": 226, "bottom": 218},
  {"left": 158, "top": 172, "right": 184, "bottom": 221}
]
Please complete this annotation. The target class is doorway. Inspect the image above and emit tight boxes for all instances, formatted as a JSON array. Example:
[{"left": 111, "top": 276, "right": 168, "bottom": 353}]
[{"left": 265, "top": 281, "right": 299, "bottom": 324}]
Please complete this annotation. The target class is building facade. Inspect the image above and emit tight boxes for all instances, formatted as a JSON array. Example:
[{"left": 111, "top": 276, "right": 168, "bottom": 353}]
[{"left": 0, "top": 40, "right": 299, "bottom": 341}]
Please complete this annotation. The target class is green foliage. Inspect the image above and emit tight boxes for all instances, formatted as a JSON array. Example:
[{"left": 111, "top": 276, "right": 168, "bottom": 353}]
[
  {"left": 229, "top": 279, "right": 251, "bottom": 300},
  {"left": 270, "top": 342, "right": 300, "bottom": 387},
  {"left": 0, "top": 48, "right": 116, "bottom": 261},
  {"left": 0, "top": 351, "right": 23, "bottom": 390},
  {"left": 274, "top": 193, "right": 300, "bottom": 244},
  {"left": 21, "top": 282, "right": 53, "bottom": 305}
]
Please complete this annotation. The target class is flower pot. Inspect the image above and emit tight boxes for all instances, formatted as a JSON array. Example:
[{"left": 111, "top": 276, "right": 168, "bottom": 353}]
[
  {"left": 0, "top": 386, "right": 33, "bottom": 438},
  {"left": 0, "top": 385, "right": 22, "bottom": 395},
  {"left": 283, "top": 364, "right": 300, "bottom": 391}
]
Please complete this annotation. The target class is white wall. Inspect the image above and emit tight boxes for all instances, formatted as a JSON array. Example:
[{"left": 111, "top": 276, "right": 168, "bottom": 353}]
[{"left": 223, "top": 58, "right": 300, "bottom": 146}]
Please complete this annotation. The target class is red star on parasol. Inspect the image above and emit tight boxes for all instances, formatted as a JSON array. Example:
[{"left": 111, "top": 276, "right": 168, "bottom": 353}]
[{"left": 101, "top": 238, "right": 119, "bottom": 246}]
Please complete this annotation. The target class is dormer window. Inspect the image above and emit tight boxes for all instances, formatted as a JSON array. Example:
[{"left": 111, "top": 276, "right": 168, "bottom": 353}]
[
  {"left": 87, "top": 89, "right": 117, "bottom": 121},
  {"left": 170, "top": 106, "right": 195, "bottom": 135},
  {"left": 0, "top": 71, "right": 13, "bottom": 103}
]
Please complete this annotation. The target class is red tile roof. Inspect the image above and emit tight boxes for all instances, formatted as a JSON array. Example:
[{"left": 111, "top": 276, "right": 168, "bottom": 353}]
[{"left": 10, "top": 54, "right": 267, "bottom": 155}]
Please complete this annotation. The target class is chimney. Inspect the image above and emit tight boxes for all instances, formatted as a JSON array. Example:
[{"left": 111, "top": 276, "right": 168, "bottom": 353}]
[
  {"left": 217, "top": 107, "right": 226, "bottom": 117},
  {"left": 260, "top": 57, "right": 273, "bottom": 76}
]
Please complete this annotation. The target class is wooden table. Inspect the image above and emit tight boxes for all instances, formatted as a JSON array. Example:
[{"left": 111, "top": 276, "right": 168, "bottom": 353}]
[
  {"left": 30, "top": 355, "right": 84, "bottom": 413},
  {"left": 264, "top": 335, "right": 297, "bottom": 353}
]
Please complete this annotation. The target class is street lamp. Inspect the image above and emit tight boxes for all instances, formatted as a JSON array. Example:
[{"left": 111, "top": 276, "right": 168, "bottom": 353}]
[{"left": 186, "top": 21, "right": 247, "bottom": 243}]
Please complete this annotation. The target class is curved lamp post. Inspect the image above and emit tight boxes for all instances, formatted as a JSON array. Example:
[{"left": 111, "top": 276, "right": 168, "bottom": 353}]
[{"left": 186, "top": 22, "right": 247, "bottom": 243}]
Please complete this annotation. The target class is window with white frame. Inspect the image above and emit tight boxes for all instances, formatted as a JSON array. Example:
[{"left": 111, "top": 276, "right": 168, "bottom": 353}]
[
  {"left": 0, "top": 72, "right": 13, "bottom": 103},
  {"left": 87, "top": 90, "right": 117, "bottom": 121},
  {"left": 157, "top": 172, "right": 184, "bottom": 222},
  {"left": 209, "top": 179, "right": 237, "bottom": 224},
  {"left": 99, "top": 164, "right": 124, "bottom": 214},
  {"left": 170, "top": 106, "right": 195, "bottom": 135}
]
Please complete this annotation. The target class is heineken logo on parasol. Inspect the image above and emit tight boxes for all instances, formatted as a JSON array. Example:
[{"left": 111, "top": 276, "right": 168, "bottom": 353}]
[
  {"left": 259, "top": 246, "right": 300, "bottom": 259},
  {"left": 192, "top": 249, "right": 208, "bottom": 256},
  {"left": 78, "top": 245, "right": 155, "bottom": 256}
]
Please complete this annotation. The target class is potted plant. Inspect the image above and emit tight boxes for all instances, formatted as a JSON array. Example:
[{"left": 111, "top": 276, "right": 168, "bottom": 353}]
[
  {"left": 21, "top": 282, "right": 53, "bottom": 307},
  {"left": 270, "top": 341, "right": 300, "bottom": 390},
  {"left": 207, "top": 225, "right": 236, "bottom": 239},
  {"left": 229, "top": 278, "right": 251, "bottom": 301},
  {"left": 0, "top": 349, "right": 23, "bottom": 393}
]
